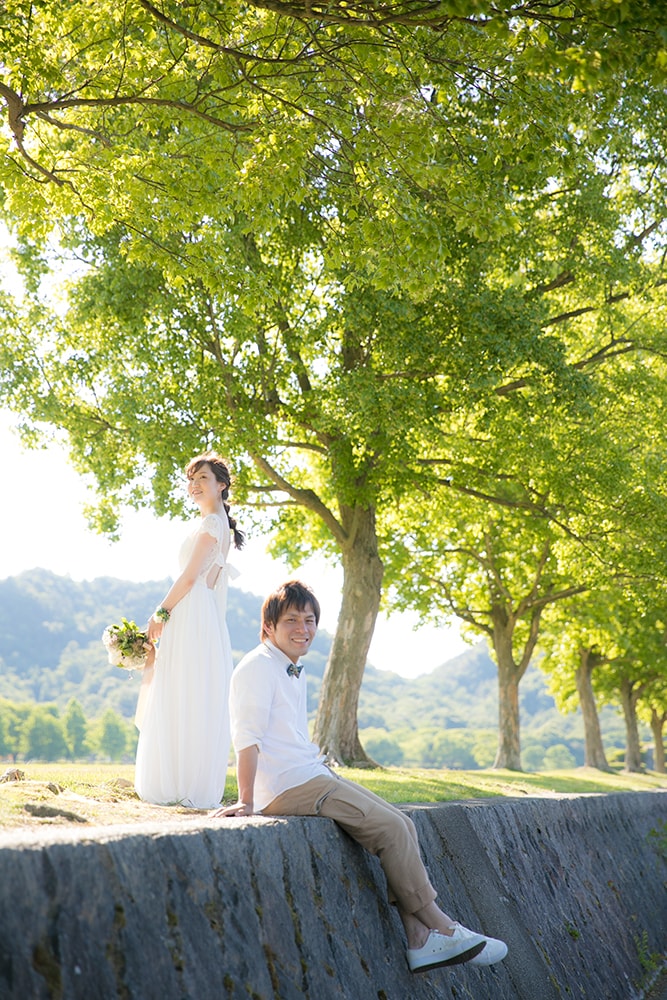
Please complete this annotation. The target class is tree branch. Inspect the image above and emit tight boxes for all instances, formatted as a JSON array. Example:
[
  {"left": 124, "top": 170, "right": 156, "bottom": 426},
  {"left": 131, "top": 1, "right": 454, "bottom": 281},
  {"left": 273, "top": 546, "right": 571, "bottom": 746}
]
[
  {"left": 0, "top": 82, "right": 66, "bottom": 185},
  {"left": 138, "top": 0, "right": 321, "bottom": 64},
  {"left": 26, "top": 95, "right": 253, "bottom": 134},
  {"left": 423, "top": 573, "right": 494, "bottom": 636},
  {"left": 239, "top": 0, "right": 580, "bottom": 31},
  {"left": 248, "top": 451, "right": 347, "bottom": 543}
]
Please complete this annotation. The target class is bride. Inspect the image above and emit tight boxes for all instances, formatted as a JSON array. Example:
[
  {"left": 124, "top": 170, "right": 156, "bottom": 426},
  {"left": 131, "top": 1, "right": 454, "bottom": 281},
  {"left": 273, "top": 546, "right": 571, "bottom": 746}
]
[{"left": 134, "top": 452, "right": 244, "bottom": 808}]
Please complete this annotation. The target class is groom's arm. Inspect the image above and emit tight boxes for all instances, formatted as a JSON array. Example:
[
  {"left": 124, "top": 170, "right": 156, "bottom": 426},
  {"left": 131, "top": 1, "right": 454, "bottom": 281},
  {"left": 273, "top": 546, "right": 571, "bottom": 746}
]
[{"left": 213, "top": 745, "right": 258, "bottom": 816}]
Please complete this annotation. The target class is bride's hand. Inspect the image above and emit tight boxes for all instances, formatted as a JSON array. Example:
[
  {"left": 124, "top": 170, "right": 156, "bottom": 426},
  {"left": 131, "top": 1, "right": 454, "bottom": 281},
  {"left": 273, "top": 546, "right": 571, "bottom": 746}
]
[{"left": 147, "top": 619, "right": 163, "bottom": 643}]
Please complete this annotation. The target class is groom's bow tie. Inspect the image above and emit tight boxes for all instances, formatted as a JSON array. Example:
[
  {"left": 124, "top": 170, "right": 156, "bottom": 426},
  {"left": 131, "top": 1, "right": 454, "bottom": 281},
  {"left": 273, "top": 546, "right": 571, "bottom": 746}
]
[{"left": 286, "top": 662, "right": 303, "bottom": 678}]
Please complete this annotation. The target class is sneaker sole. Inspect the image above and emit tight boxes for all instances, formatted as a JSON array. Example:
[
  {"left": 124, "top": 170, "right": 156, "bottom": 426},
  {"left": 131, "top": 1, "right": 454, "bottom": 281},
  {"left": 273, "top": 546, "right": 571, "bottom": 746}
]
[
  {"left": 468, "top": 943, "right": 508, "bottom": 966},
  {"left": 409, "top": 941, "right": 486, "bottom": 973}
]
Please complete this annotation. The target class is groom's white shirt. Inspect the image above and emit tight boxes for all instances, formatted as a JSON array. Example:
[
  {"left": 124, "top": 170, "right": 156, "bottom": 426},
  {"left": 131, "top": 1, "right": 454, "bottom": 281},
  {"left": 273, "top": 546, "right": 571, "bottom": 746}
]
[{"left": 230, "top": 638, "right": 327, "bottom": 812}]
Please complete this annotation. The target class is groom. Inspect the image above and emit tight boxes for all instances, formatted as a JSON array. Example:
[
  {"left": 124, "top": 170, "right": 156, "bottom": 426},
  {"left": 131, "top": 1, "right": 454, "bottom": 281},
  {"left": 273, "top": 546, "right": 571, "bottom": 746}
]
[{"left": 214, "top": 579, "right": 507, "bottom": 974}]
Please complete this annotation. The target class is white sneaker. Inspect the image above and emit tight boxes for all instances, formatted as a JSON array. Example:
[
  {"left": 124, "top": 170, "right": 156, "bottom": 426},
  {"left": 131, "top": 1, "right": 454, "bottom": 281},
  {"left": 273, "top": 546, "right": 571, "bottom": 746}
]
[
  {"left": 406, "top": 924, "right": 486, "bottom": 973},
  {"left": 467, "top": 932, "right": 508, "bottom": 966}
]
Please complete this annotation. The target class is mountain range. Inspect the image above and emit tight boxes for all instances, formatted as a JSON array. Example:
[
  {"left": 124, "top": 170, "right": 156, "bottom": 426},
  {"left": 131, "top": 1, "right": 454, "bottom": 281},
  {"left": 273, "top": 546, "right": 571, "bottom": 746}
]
[{"left": 0, "top": 570, "right": 629, "bottom": 765}]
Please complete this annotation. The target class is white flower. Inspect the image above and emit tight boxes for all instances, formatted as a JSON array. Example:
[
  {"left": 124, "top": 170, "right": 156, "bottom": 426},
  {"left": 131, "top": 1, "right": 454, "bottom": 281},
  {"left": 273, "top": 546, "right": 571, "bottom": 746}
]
[{"left": 102, "top": 619, "right": 151, "bottom": 670}]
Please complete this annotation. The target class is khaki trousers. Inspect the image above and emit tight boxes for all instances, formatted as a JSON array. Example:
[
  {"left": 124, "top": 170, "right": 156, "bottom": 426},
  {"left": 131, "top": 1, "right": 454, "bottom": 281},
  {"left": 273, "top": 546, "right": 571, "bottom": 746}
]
[{"left": 262, "top": 773, "right": 437, "bottom": 914}]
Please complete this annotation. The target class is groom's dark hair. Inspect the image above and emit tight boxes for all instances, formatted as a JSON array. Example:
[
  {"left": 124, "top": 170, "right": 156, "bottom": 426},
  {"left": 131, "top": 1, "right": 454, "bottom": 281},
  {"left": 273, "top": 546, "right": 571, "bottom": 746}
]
[{"left": 261, "top": 580, "right": 321, "bottom": 640}]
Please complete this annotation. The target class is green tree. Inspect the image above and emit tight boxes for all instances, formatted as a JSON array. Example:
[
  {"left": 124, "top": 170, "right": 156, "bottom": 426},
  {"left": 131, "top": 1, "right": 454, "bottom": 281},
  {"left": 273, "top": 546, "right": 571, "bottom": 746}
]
[
  {"left": 399, "top": 726, "right": 477, "bottom": 769},
  {"left": 0, "top": 700, "right": 31, "bottom": 763},
  {"left": 95, "top": 709, "right": 127, "bottom": 761},
  {"left": 615, "top": 670, "right": 653, "bottom": 774},
  {"left": 522, "top": 744, "right": 547, "bottom": 772},
  {"left": 2, "top": 1, "right": 667, "bottom": 766},
  {"left": 430, "top": 731, "right": 478, "bottom": 770},
  {"left": 63, "top": 698, "right": 88, "bottom": 760},
  {"left": 384, "top": 482, "right": 588, "bottom": 770},
  {"left": 384, "top": 283, "right": 667, "bottom": 769},
  {"left": 591, "top": 604, "right": 663, "bottom": 773},
  {"left": 361, "top": 730, "right": 404, "bottom": 767},
  {"left": 569, "top": 647, "right": 610, "bottom": 772},
  {"left": 542, "top": 583, "right": 667, "bottom": 773},
  {"left": 648, "top": 708, "right": 666, "bottom": 774},
  {"left": 637, "top": 676, "right": 667, "bottom": 774},
  {"left": 540, "top": 595, "right": 619, "bottom": 772},
  {"left": 542, "top": 744, "right": 577, "bottom": 770},
  {"left": 471, "top": 731, "right": 497, "bottom": 769},
  {"left": 22, "top": 705, "right": 68, "bottom": 761}
]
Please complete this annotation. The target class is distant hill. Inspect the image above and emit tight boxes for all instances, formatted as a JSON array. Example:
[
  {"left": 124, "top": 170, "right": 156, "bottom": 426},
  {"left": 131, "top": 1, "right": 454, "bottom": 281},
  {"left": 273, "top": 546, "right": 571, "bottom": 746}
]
[
  {"left": 0, "top": 570, "right": 330, "bottom": 719},
  {"left": 0, "top": 569, "right": 627, "bottom": 763}
]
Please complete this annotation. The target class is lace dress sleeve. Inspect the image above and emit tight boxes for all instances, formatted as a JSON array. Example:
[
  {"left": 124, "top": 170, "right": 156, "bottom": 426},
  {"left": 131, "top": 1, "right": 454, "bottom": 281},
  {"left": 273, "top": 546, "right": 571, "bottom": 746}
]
[{"left": 199, "top": 514, "right": 223, "bottom": 542}]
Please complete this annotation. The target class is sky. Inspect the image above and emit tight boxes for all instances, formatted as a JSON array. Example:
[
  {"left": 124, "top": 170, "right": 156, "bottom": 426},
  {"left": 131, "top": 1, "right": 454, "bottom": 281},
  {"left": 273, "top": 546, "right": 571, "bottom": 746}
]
[{"left": 0, "top": 412, "right": 468, "bottom": 678}]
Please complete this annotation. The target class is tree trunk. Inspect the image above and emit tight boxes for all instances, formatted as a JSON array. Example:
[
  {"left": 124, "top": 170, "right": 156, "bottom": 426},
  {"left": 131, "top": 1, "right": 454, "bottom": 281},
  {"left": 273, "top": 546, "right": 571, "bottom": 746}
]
[
  {"left": 575, "top": 648, "right": 611, "bottom": 770},
  {"left": 650, "top": 709, "right": 666, "bottom": 774},
  {"left": 492, "top": 619, "right": 524, "bottom": 770},
  {"left": 313, "top": 505, "right": 383, "bottom": 766},
  {"left": 619, "top": 677, "right": 644, "bottom": 773},
  {"left": 490, "top": 597, "right": 544, "bottom": 771}
]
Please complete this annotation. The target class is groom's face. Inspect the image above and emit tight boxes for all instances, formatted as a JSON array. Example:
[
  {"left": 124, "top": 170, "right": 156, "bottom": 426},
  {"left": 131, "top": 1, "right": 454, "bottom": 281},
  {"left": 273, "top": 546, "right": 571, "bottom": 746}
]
[{"left": 265, "top": 602, "right": 318, "bottom": 664}]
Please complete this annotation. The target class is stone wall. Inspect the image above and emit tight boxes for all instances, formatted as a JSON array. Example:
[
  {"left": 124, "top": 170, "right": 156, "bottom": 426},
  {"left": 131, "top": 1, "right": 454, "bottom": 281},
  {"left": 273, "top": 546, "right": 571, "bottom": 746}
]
[{"left": 0, "top": 791, "right": 664, "bottom": 1000}]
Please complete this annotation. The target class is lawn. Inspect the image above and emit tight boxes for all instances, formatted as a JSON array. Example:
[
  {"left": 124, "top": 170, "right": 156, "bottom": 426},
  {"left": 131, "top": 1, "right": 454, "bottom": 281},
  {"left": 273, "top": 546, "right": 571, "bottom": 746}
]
[{"left": 0, "top": 761, "right": 665, "bottom": 833}]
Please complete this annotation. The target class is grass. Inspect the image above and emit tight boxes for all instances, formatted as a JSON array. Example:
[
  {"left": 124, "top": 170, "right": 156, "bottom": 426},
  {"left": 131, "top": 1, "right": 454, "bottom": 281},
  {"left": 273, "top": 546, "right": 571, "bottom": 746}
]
[
  {"left": 0, "top": 761, "right": 665, "bottom": 833},
  {"left": 343, "top": 765, "right": 667, "bottom": 803}
]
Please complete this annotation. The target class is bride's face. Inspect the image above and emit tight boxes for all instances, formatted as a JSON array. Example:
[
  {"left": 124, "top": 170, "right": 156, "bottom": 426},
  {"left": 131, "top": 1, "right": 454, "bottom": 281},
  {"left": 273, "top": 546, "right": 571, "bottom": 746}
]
[{"left": 187, "top": 463, "right": 222, "bottom": 508}]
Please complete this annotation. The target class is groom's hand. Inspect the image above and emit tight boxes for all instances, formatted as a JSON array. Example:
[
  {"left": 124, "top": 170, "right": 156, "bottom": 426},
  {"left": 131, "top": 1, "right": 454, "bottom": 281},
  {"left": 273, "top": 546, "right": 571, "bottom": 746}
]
[{"left": 210, "top": 801, "right": 254, "bottom": 818}]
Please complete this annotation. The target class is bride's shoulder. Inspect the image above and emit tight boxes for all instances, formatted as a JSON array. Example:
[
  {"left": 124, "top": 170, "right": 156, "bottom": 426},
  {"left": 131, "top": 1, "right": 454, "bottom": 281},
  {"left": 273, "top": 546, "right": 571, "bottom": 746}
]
[{"left": 199, "top": 512, "right": 224, "bottom": 539}]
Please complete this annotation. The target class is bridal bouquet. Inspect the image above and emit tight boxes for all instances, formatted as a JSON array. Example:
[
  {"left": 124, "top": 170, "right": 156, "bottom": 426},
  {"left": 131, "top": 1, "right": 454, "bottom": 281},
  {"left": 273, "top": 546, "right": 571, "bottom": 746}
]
[{"left": 102, "top": 618, "right": 151, "bottom": 671}]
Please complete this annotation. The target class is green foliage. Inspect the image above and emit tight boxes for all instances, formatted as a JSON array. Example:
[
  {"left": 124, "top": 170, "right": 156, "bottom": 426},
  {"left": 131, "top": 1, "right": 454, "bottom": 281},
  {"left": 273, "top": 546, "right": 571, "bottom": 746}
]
[
  {"left": 2, "top": 1, "right": 666, "bottom": 539},
  {"left": 470, "top": 731, "right": 498, "bottom": 769},
  {"left": 362, "top": 730, "right": 405, "bottom": 767},
  {"left": 0, "top": 700, "right": 31, "bottom": 762},
  {"left": 648, "top": 821, "right": 667, "bottom": 863},
  {"left": 522, "top": 744, "right": 548, "bottom": 772},
  {"left": 634, "top": 930, "right": 663, "bottom": 978},
  {"left": 103, "top": 619, "right": 150, "bottom": 665},
  {"left": 398, "top": 727, "right": 478, "bottom": 770},
  {"left": 63, "top": 699, "right": 88, "bottom": 760},
  {"left": 543, "top": 744, "right": 577, "bottom": 770},
  {"left": 22, "top": 705, "right": 68, "bottom": 761},
  {"left": 94, "top": 709, "right": 127, "bottom": 762}
]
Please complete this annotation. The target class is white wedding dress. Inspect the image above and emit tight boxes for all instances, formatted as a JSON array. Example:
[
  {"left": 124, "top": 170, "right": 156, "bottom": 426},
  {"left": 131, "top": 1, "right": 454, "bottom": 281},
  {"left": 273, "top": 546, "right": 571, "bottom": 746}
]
[{"left": 134, "top": 513, "right": 234, "bottom": 808}]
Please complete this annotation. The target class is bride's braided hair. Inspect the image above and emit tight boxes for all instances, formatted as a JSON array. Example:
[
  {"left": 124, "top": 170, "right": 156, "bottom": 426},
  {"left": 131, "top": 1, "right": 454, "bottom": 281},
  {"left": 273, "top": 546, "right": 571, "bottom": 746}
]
[{"left": 185, "top": 452, "right": 246, "bottom": 550}]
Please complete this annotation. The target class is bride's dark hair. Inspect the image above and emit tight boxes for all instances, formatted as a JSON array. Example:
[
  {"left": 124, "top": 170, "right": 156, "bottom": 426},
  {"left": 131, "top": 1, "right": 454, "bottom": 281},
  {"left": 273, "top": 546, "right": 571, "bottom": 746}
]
[{"left": 185, "top": 452, "right": 246, "bottom": 550}]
